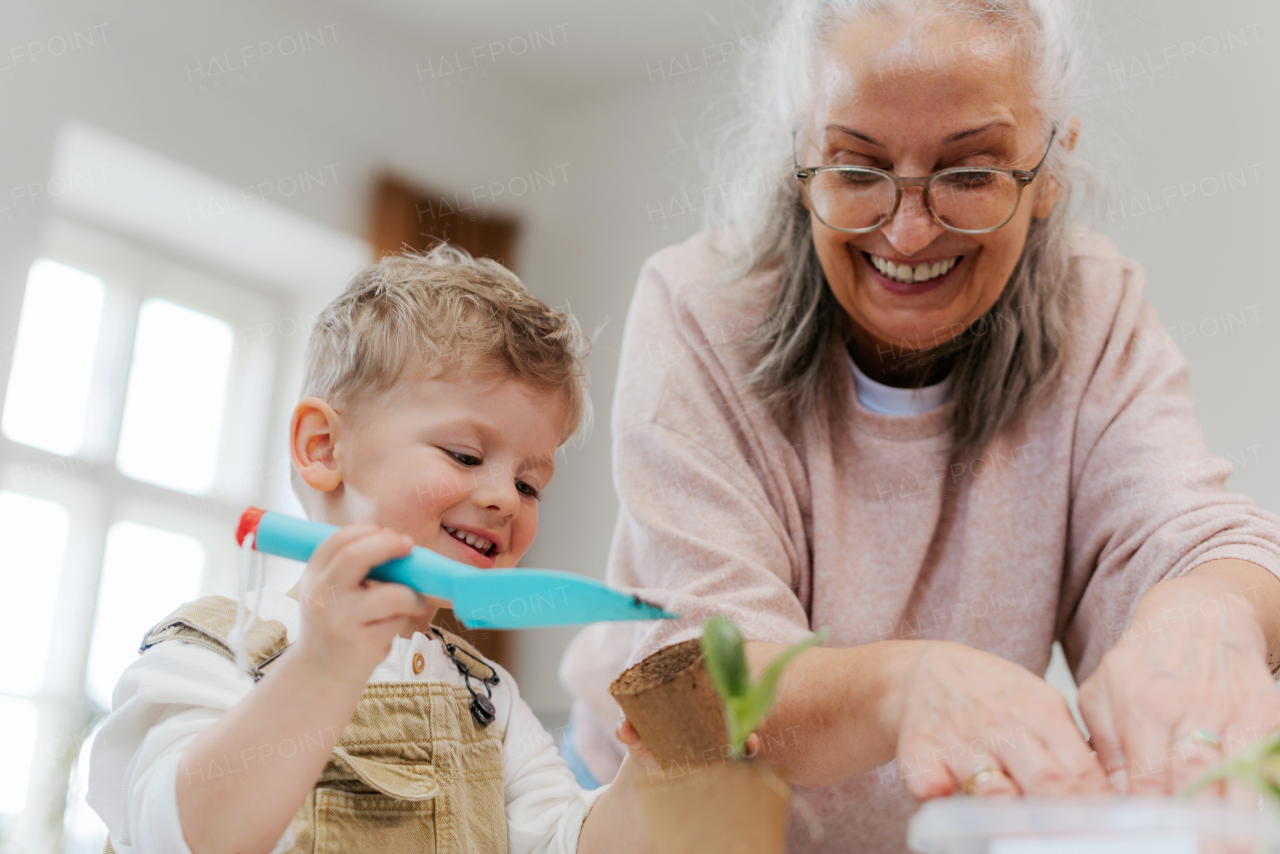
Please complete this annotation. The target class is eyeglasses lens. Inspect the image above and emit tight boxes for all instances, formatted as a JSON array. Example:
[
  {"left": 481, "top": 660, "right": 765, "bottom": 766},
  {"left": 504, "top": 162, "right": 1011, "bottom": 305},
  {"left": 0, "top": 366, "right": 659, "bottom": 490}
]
[{"left": 808, "top": 169, "right": 1021, "bottom": 232}]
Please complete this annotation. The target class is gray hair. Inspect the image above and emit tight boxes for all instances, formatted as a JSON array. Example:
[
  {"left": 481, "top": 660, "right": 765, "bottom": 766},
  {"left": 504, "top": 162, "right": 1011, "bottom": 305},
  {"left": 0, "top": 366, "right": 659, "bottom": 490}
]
[{"left": 705, "top": 0, "right": 1100, "bottom": 458}]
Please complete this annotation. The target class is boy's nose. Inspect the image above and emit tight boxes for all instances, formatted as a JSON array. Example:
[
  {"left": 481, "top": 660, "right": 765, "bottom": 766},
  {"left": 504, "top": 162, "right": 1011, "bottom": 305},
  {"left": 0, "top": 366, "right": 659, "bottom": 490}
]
[{"left": 472, "top": 482, "right": 520, "bottom": 519}]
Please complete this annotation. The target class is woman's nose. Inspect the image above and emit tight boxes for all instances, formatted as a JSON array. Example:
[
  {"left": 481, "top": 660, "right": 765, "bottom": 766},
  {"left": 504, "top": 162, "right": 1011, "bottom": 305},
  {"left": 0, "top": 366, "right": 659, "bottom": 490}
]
[{"left": 879, "top": 187, "right": 945, "bottom": 256}]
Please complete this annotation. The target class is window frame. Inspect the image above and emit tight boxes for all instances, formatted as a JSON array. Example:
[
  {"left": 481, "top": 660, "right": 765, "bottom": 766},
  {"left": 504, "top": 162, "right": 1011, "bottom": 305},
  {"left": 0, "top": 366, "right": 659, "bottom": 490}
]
[{"left": 0, "top": 212, "right": 301, "bottom": 850}]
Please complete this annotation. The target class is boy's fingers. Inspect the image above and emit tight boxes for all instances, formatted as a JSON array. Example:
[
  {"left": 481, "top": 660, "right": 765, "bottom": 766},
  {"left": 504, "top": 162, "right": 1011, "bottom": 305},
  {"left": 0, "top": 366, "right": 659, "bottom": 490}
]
[
  {"left": 319, "top": 529, "right": 414, "bottom": 590},
  {"left": 359, "top": 580, "right": 431, "bottom": 623},
  {"left": 308, "top": 523, "right": 382, "bottom": 570},
  {"left": 616, "top": 719, "right": 640, "bottom": 744}
]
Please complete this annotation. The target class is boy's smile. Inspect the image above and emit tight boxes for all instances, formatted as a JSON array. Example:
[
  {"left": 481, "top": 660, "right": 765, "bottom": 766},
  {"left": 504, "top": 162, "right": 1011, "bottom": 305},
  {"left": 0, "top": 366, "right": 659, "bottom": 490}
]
[{"left": 291, "top": 372, "right": 567, "bottom": 578}]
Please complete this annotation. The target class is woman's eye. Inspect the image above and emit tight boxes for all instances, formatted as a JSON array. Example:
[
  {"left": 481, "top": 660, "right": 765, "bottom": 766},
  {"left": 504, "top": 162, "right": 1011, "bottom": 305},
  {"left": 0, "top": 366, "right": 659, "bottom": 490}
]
[
  {"left": 516, "top": 480, "right": 541, "bottom": 500},
  {"left": 448, "top": 451, "right": 482, "bottom": 467}
]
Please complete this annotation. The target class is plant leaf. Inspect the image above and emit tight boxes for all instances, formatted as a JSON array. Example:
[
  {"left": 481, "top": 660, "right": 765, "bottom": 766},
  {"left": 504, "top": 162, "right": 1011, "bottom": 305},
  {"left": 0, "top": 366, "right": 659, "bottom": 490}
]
[
  {"left": 702, "top": 615, "right": 749, "bottom": 700},
  {"left": 735, "top": 628, "right": 829, "bottom": 751},
  {"left": 1179, "top": 728, "right": 1280, "bottom": 803}
]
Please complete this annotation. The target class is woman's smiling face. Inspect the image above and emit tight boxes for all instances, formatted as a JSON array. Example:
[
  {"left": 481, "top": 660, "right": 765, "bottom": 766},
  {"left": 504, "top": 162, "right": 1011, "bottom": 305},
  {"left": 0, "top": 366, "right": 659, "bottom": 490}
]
[{"left": 801, "top": 11, "right": 1066, "bottom": 379}]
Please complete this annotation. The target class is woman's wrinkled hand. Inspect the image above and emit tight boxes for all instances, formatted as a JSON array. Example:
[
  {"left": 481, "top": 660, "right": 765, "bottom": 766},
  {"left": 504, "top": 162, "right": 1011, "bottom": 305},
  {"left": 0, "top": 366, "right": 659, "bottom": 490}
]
[
  {"left": 1078, "top": 572, "right": 1280, "bottom": 799},
  {"left": 890, "top": 641, "right": 1112, "bottom": 799}
]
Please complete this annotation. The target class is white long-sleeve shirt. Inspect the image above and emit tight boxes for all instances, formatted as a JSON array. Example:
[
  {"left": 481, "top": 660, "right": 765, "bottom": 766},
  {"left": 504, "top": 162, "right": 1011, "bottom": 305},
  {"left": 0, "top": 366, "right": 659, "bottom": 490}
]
[{"left": 88, "top": 587, "right": 606, "bottom": 854}]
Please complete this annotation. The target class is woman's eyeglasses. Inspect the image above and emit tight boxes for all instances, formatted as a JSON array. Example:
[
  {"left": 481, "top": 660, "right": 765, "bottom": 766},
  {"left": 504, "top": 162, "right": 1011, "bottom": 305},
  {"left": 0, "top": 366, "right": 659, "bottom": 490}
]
[{"left": 793, "top": 128, "right": 1057, "bottom": 235}]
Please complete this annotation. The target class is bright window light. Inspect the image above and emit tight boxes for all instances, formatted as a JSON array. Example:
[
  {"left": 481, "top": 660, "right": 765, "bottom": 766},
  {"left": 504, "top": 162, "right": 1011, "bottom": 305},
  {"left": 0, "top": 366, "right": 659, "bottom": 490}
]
[
  {"left": 115, "top": 299, "right": 233, "bottom": 494},
  {"left": 63, "top": 722, "right": 108, "bottom": 854},
  {"left": 85, "top": 521, "right": 204, "bottom": 709},
  {"left": 1, "top": 259, "right": 105, "bottom": 456},
  {"left": 0, "top": 492, "right": 70, "bottom": 697},
  {"left": 0, "top": 697, "right": 38, "bottom": 814}
]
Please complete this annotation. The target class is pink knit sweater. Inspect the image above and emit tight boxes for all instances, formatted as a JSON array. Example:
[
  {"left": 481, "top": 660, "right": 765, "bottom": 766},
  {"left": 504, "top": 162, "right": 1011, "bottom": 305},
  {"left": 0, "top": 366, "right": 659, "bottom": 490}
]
[{"left": 559, "top": 228, "right": 1280, "bottom": 853}]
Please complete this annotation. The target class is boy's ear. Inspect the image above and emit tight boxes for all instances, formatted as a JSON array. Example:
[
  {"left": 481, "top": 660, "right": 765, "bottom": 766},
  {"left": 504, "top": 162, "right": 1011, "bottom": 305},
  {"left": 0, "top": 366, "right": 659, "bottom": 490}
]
[{"left": 290, "top": 397, "right": 344, "bottom": 492}]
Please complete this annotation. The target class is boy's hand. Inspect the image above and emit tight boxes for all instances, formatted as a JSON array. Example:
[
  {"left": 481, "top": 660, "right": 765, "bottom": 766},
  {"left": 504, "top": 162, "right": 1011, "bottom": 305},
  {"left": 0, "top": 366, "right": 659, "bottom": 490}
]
[
  {"left": 615, "top": 719, "right": 661, "bottom": 779},
  {"left": 292, "top": 524, "right": 430, "bottom": 686}
]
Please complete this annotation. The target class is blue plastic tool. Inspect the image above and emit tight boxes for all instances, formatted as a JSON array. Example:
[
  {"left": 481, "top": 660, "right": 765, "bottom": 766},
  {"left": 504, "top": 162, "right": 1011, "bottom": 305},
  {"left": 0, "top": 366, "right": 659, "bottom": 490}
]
[{"left": 237, "top": 508, "right": 677, "bottom": 629}]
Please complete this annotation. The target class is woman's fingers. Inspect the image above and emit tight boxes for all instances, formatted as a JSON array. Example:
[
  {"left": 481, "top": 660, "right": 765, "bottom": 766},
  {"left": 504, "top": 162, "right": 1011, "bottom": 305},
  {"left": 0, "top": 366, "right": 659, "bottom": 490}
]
[
  {"left": 1032, "top": 710, "right": 1112, "bottom": 794},
  {"left": 901, "top": 759, "right": 958, "bottom": 801},
  {"left": 996, "top": 727, "right": 1090, "bottom": 796},
  {"left": 966, "top": 765, "right": 1020, "bottom": 797},
  {"left": 899, "top": 733, "right": 1019, "bottom": 799},
  {"left": 1077, "top": 676, "right": 1126, "bottom": 789},
  {"left": 896, "top": 642, "right": 1108, "bottom": 801},
  {"left": 1114, "top": 715, "right": 1177, "bottom": 795}
]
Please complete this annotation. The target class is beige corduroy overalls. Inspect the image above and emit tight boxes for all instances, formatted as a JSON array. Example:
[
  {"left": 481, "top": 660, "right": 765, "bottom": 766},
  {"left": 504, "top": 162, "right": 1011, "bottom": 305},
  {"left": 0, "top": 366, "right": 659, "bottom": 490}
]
[{"left": 104, "top": 595, "right": 508, "bottom": 854}]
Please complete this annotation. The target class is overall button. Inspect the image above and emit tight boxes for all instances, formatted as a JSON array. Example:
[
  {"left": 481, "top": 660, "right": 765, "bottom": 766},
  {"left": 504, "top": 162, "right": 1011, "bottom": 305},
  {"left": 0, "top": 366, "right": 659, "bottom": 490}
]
[{"left": 412, "top": 653, "right": 425, "bottom": 675}]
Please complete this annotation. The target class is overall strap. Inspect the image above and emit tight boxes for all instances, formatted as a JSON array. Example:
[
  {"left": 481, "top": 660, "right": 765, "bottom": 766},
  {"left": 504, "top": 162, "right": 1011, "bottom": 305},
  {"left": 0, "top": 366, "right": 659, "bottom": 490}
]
[
  {"left": 429, "top": 626, "right": 500, "bottom": 726},
  {"left": 141, "top": 595, "right": 290, "bottom": 680},
  {"left": 428, "top": 626, "right": 497, "bottom": 682}
]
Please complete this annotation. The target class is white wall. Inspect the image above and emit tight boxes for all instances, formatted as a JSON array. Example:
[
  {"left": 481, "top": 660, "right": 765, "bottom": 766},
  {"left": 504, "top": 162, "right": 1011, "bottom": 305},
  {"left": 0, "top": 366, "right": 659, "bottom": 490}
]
[
  {"left": 1085, "top": 0, "right": 1278, "bottom": 509},
  {"left": 2, "top": 0, "right": 1278, "bottom": 731}
]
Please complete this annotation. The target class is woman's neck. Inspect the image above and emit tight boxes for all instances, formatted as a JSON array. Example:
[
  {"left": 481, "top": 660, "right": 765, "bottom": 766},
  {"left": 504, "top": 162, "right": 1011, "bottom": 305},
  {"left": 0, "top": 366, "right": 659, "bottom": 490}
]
[{"left": 846, "top": 335, "right": 956, "bottom": 388}]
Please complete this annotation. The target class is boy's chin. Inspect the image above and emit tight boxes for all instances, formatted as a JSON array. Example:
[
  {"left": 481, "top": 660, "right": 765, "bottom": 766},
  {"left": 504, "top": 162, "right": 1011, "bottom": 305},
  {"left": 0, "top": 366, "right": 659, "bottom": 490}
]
[{"left": 424, "top": 595, "right": 452, "bottom": 611}]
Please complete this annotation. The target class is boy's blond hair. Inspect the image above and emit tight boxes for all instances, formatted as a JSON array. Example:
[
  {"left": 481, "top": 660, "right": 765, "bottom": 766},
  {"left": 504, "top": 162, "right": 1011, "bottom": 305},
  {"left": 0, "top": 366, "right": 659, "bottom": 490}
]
[{"left": 300, "top": 243, "right": 590, "bottom": 441}]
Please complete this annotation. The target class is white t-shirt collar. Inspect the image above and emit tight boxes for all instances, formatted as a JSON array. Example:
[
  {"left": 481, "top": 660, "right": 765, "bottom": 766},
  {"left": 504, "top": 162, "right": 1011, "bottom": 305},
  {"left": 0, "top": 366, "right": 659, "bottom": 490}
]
[{"left": 848, "top": 352, "right": 955, "bottom": 416}]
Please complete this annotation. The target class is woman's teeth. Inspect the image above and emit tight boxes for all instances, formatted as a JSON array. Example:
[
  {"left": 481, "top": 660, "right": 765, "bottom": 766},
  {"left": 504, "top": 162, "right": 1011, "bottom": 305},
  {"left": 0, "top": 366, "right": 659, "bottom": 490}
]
[
  {"left": 444, "top": 525, "right": 493, "bottom": 554},
  {"left": 868, "top": 254, "right": 960, "bottom": 284}
]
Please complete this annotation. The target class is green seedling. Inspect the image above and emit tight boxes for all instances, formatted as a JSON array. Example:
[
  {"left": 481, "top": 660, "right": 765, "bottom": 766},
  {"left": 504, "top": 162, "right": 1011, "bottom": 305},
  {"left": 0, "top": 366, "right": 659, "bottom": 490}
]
[
  {"left": 1181, "top": 729, "right": 1280, "bottom": 806},
  {"left": 700, "top": 615, "right": 829, "bottom": 759}
]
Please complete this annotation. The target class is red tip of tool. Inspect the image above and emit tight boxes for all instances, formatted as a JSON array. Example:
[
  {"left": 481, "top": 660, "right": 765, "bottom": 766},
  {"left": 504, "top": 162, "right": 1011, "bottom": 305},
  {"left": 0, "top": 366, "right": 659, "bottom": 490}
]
[{"left": 236, "top": 507, "right": 266, "bottom": 547}]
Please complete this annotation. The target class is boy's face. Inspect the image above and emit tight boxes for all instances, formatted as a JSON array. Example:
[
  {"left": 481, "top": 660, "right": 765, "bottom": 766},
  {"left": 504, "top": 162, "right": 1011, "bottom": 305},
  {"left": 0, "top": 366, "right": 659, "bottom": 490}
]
[{"left": 298, "top": 373, "right": 566, "bottom": 571}]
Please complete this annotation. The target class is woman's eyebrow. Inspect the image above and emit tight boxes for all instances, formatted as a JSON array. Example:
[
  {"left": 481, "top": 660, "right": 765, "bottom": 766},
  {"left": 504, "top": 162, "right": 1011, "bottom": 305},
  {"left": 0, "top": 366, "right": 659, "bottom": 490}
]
[
  {"left": 824, "top": 120, "right": 1016, "bottom": 147},
  {"left": 942, "top": 120, "right": 1016, "bottom": 144},
  {"left": 826, "top": 124, "right": 884, "bottom": 146}
]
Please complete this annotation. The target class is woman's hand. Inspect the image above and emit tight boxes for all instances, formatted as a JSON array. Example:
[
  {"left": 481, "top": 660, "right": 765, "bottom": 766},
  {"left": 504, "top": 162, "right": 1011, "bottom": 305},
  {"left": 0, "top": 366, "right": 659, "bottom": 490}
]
[
  {"left": 1078, "top": 564, "right": 1280, "bottom": 797},
  {"left": 890, "top": 641, "right": 1112, "bottom": 799}
]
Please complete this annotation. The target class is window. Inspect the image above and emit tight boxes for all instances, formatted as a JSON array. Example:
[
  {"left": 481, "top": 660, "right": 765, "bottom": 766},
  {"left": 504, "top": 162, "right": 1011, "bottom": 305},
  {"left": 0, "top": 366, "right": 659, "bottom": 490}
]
[
  {"left": 0, "top": 492, "right": 70, "bottom": 823},
  {"left": 115, "top": 300, "right": 235, "bottom": 494},
  {"left": 0, "top": 697, "right": 39, "bottom": 815},
  {"left": 85, "top": 522, "right": 206, "bottom": 709},
  {"left": 2, "top": 261, "right": 105, "bottom": 456},
  {"left": 3, "top": 124, "right": 369, "bottom": 853},
  {"left": 0, "top": 220, "right": 296, "bottom": 852}
]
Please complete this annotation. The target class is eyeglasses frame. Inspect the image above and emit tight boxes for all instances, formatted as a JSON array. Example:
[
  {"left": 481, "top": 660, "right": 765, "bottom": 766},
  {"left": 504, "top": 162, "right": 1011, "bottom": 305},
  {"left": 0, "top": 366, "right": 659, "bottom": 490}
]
[{"left": 792, "top": 126, "right": 1058, "bottom": 235}]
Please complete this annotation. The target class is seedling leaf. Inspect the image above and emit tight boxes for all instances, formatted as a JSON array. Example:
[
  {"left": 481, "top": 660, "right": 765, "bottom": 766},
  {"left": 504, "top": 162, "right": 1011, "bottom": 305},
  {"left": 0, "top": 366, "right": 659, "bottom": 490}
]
[
  {"left": 700, "top": 617, "right": 828, "bottom": 759},
  {"left": 702, "top": 615, "right": 749, "bottom": 700},
  {"left": 1180, "top": 729, "right": 1280, "bottom": 807}
]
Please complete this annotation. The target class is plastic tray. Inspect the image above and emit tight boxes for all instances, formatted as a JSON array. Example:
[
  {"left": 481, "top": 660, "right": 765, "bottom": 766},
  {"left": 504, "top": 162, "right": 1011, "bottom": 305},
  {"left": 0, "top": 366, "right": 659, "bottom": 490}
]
[{"left": 908, "top": 797, "right": 1280, "bottom": 854}]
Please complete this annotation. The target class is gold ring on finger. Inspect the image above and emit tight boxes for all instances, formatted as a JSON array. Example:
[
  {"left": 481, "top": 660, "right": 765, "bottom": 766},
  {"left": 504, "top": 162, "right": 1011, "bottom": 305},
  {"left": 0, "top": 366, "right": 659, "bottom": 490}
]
[{"left": 963, "top": 764, "right": 1010, "bottom": 796}]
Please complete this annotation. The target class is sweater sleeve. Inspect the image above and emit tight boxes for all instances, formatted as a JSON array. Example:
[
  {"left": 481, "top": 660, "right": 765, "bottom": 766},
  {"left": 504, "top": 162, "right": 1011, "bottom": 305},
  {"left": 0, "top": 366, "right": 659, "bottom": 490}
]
[
  {"left": 606, "top": 245, "right": 815, "bottom": 667},
  {"left": 1061, "top": 256, "right": 1280, "bottom": 681}
]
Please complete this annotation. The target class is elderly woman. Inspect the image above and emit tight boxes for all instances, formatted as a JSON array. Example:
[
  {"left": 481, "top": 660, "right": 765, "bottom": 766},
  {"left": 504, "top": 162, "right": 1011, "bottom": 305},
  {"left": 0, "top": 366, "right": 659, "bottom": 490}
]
[{"left": 560, "top": 0, "right": 1280, "bottom": 850}]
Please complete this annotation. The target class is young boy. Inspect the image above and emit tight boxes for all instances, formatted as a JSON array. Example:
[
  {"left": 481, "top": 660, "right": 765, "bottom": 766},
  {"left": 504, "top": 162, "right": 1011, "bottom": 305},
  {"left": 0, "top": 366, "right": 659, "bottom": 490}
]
[{"left": 88, "top": 245, "right": 654, "bottom": 854}]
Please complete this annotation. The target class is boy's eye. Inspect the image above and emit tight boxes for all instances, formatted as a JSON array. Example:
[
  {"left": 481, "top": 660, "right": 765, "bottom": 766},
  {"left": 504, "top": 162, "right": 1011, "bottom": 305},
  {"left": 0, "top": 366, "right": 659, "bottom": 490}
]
[
  {"left": 448, "top": 450, "right": 482, "bottom": 467},
  {"left": 516, "top": 480, "right": 541, "bottom": 500}
]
